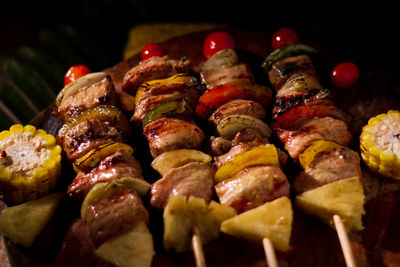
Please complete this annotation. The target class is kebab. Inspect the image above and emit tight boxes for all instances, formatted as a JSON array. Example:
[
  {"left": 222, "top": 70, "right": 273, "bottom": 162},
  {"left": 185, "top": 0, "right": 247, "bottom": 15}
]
[
  {"left": 54, "top": 68, "right": 154, "bottom": 267},
  {"left": 121, "top": 48, "right": 236, "bottom": 266},
  {"left": 262, "top": 28, "right": 366, "bottom": 266},
  {"left": 195, "top": 31, "right": 294, "bottom": 266}
]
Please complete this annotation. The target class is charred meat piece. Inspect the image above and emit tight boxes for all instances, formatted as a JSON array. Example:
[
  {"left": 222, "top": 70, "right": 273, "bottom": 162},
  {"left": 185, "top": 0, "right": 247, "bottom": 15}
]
[
  {"left": 56, "top": 75, "right": 117, "bottom": 122},
  {"left": 143, "top": 117, "right": 205, "bottom": 158},
  {"left": 59, "top": 119, "right": 125, "bottom": 161},
  {"left": 293, "top": 147, "right": 362, "bottom": 193},
  {"left": 208, "top": 99, "right": 266, "bottom": 127},
  {"left": 200, "top": 63, "right": 255, "bottom": 90},
  {"left": 132, "top": 92, "right": 184, "bottom": 124},
  {"left": 268, "top": 55, "right": 317, "bottom": 90},
  {"left": 150, "top": 161, "right": 215, "bottom": 209},
  {"left": 68, "top": 149, "right": 144, "bottom": 198},
  {"left": 122, "top": 56, "right": 191, "bottom": 95},
  {"left": 215, "top": 165, "right": 290, "bottom": 214},
  {"left": 85, "top": 190, "right": 149, "bottom": 246},
  {"left": 275, "top": 117, "right": 352, "bottom": 160},
  {"left": 208, "top": 136, "right": 233, "bottom": 156}
]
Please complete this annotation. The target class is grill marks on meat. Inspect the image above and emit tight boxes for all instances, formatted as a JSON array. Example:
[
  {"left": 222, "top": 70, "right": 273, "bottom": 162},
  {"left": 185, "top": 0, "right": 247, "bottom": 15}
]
[
  {"left": 200, "top": 63, "right": 255, "bottom": 90},
  {"left": 57, "top": 76, "right": 117, "bottom": 122},
  {"left": 293, "top": 147, "right": 362, "bottom": 193},
  {"left": 122, "top": 56, "right": 191, "bottom": 95},
  {"left": 85, "top": 190, "right": 149, "bottom": 246},
  {"left": 150, "top": 162, "right": 215, "bottom": 209},
  {"left": 209, "top": 99, "right": 266, "bottom": 127},
  {"left": 215, "top": 165, "right": 290, "bottom": 214},
  {"left": 68, "top": 149, "right": 144, "bottom": 198},
  {"left": 275, "top": 117, "right": 352, "bottom": 160},
  {"left": 143, "top": 117, "right": 205, "bottom": 158},
  {"left": 60, "top": 119, "right": 126, "bottom": 161}
]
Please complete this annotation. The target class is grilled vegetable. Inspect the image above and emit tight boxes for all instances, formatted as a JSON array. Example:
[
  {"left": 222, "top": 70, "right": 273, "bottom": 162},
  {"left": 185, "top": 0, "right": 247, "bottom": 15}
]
[
  {"left": 163, "top": 195, "right": 236, "bottom": 252},
  {"left": 262, "top": 44, "right": 317, "bottom": 72},
  {"left": 57, "top": 105, "right": 132, "bottom": 140},
  {"left": 0, "top": 192, "right": 63, "bottom": 247},
  {"left": 360, "top": 110, "right": 400, "bottom": 180},
  {"left": 216, "top": 114, "right": 272, "bottom": 139},
  {"left": 295, "top": 177, "right": 365, "bottom": 232},
  {"left": 64, "top": 65, "right": 91, "bottom": 86},
  {"left": 0, "top": 124, "right": 62, "bottom": 203},
  {"left": 81, "top": 177, "right": 151, "bottom": 219},
  {"left": 74, "top": 142, "right": 134, "bottom": 173},
  {"left": 200, "top": 49, "right": 238, "bottom": 71},
  {"left": 56, "top": 72, "right": 108, "bottom": 106},
  {"left": 196, "top": 80, "right": 272, "bottom": 121},
  {"left": 95, "top": 222, "right": 155, "bottom": 267},
  {"left": 221, "top": 196, "right": 293, "bottom": 251},
  {"left": 151, "top": 149, "right": 212, "bottom": 176},
  {"left": 203, "top": 31, "right": 235, "bottom": 59},
  {"left": 214, "top": 144, "right": 280, "bottom": 183},
  {"left": 142, "top": 98, "right": 193, "bottom": 127},
  {"left": 134, "top": 73, "right": 196, "bottom": 105},
  {"left": 299, "top": 140, "right": 345, "bottom": 170}
]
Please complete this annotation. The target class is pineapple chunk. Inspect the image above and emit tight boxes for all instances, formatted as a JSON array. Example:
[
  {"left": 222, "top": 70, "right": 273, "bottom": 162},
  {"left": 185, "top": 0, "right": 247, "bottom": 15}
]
[
  {"left": 295, "top": 176, "right": 365, "bottom": 232},
  {"left": 95, "top": 222, "right": 154, "bottom": 267},
  {"left": 163, "top": 195, "right": 236, "bottom": 252},
  {"left": 80, "top": 177, "right": 151, "bottom": 219},
  {"left": 0, "top": 192, "right": 63, "bottom": 247},
  {"left": 151, "top": 149, "right": 212, "bottom": 176},
  {"left": 220, "top": 197, "right": 293, "bottom": 252}
]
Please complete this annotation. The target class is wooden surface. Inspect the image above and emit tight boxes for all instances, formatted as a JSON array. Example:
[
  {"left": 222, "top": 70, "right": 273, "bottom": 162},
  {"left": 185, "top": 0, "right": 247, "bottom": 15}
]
[{"left": 2, "top": 28, "right": 400, "bottom": 267}]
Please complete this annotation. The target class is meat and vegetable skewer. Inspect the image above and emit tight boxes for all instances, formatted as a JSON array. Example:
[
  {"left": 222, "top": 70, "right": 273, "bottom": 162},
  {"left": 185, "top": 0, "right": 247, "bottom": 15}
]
[
  {"left": 195, "top": 31, "right": 294, "bottom": 266},
  {"left": 54, "top": 69, "right": 154, "bottom": 267},
  {"left": 120, "top": 48, "right": 236, "bottom": 267},
  {"left": 262, "top": 28, "right": 366, "bottom": 266}
]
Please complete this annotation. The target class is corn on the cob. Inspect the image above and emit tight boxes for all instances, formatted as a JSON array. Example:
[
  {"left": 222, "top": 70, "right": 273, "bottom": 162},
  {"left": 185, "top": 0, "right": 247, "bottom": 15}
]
[
  {"left": 360, "top": 110, "right": 400, "bottom": 180},
  {"left": 0, "top": 124, "right": 62, "bottom": 203}
]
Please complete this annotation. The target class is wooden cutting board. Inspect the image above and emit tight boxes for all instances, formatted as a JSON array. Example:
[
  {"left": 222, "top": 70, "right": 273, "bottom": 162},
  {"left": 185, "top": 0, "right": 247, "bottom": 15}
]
[{"left": 2, "top": 27, "right": 400, "bottom": 267}]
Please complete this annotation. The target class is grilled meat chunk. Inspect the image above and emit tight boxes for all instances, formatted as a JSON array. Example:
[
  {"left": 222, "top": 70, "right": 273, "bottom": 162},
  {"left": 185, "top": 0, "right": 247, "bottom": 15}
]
[
  {"left": 122, "top": 56, "right": 190, "bottom": 95},
  {"left": 85, "top": 190, "right": 149, "bottom": 246},
  {"left": 60, "top": 119, "right": 125, "bottom": 161},
  {"left": 143, "top": 117, "right": 205, "bottom": 158},
  {"left": 294, "top": 147, "right": 362, "bottom": 193},
  {"left": 215, "top": 165, "right": 290, "bottom": 214},
  {"left": 208, "top": 99, "right": 266, "bottom": 127},
  {"left": 208, "top": 136, "right": 233, "bottom": 156},
  {"left": 56, "top": 75, "right": 117, "bottom": 122},
  {"left": 132, "top": 92, "right": 184, "bottom": 124},
  {"left": 150, "top": 161, "right": 215, "bottom": 209},
  {"left": 200, "top": 63, "right": 255, "bottom": 90},
  {"left": 268, "top": 55, "right": 317, "bottom": 90},
  {"left": 68, "top": 149, "right": 144, "bottom": 198},
  {"left": 275, "top": 117, "right": 352, "bottom": 160}
]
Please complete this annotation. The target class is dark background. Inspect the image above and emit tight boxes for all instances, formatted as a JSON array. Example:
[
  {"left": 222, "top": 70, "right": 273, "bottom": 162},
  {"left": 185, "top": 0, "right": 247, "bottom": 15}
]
[{"left": 1, "top": 1, "right": 398, "bottom": 69}]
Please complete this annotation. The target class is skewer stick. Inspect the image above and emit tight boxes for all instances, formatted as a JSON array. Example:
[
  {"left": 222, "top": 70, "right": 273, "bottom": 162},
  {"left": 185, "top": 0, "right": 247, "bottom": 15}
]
[
  {"left": 192, "top": 226, "right": 206, "bottom": 267},
  {"left": 263, "top": 238, "right": 278, "bottom": 267},
  {"left": 333, "top": 214, "right": 357, "bottom": 267}
]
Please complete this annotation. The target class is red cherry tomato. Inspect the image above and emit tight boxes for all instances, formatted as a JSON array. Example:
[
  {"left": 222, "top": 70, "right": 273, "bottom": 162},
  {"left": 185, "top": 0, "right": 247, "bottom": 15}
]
[
  {"left": 203, "top": 31, "right": 235, "bottom": 59},
  {"left": 272, "top": 28, "right": 299, "bottom": 50},
  {"left": 330, "top": 62, "right": 360, "bottom": 88},
  {"left": 64, "top": 65, "right": 91, "bottom": 86},
  {"left": 141, "top": 43, "right": 165, "bottom": 60}
]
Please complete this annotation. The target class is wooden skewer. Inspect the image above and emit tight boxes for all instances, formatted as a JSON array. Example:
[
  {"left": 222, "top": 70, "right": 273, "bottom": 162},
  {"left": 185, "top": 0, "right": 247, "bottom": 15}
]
[
  {"left": 192, "top": 227, "right": 206, "bottom": 267},
  {"left": 333, "top": 214, "right": 357, "bottom": 267},
  {"left": 263, "top": 238, "right": 278, "bottom": 267}
]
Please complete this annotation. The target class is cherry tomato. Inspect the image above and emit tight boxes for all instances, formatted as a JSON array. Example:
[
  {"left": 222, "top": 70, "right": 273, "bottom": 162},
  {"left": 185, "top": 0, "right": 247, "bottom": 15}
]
[
  {"left": 141, "top": 43, "right": 164, "bottom": 60},
  {"left": 203, "top": 31, "right": 235, "bottom": 59},
  {"left": 64, "top": 65, "right": 91, "bottom": 86},
  {"left": 272, "top": 28, "right": 299, "bottom": 50},
  {"left": 330, "top": 62, "right": 360, "bottom": 88}
]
